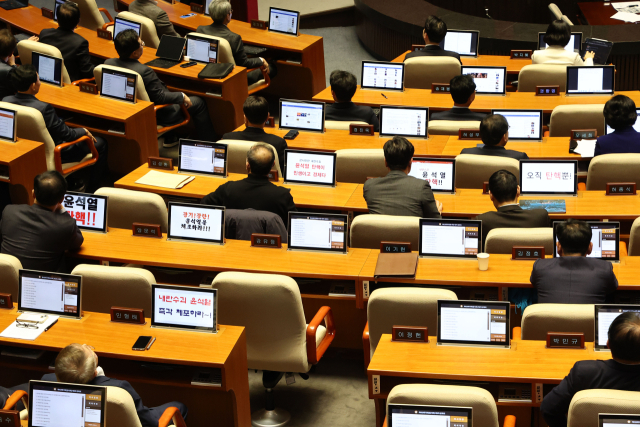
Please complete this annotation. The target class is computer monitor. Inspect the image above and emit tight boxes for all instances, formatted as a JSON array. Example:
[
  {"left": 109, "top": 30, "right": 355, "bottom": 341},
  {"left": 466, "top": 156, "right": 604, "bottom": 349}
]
[
  {"left": 407, "top": 158, "right": 456, "bottom": 193},
  {"left": 437, "top": 300, "right": 510, "bottom": 347},
  {"left": 178, "top": 139, "right": 227, "bottom": 177},
  {"left": 538, "top": 32, "right": 583, "bottom": 53},
  {"left": 279, "top": 99, "right": 325, "bottom": 133},
  {"left": 167, "top": 202, "right": 225, "bottom": 244},
  {"left": 63, "top": 191, "right": 108, "bottom": 233},
  {"left": 491, "top": 109, "right": 543, "bottom": 141},
  {"left": 582, "top": 38, "right": 613, "bottom": 65},
  {"left": 100, "top": 67, "right": 137, "bottom": 103},
  {"left": 186, "top": 34, "right": 218, "bottom": 63},
  {"left": 419, "top": 219, "right": 481, "bottom": 258},
  {"left": 553, "top": 221, "right": 620, "bottom": 261},
  {"left": 599, "top": 414, "right": 640, "bottom": 426},
  {"left": 566, "top": 65, "right": 615, "bottom": 95},
  {"left": 519, "top": 160, "right": 578, "bottom": 196},
  {"left": 284, "top": 149, "right": 336, "bottom": 186},
  {"left": 287, "top": 212, "right": 348, "bottom": 253},
  {"left": 379, "top": 105, "right": 428, "bottom": 139},
  {"left": 268, "top": 7, "right": 300, "bottom": 36},
  {"left": 0, "top": 106, "right": 17, "bottom": 142},
  {"left": 151, "top": 284, "right": 217, "bottom": 332},
  {"left": 361, "top": 61, "right": 405, "bottom": 91},
  {"left": 388, "top": 404, "right": 473, "bottom": 427},
  {"left": 439, "top": 29, "right": 480, "bottom": 57},
  {"left": 18, "top": 269, "right": 82, "bottom": 319},
  {"left": 29, "top": 380, "right": 106, "bottom": 427},
  {"left": 32, "top": 52, "right": 62, "bottom": 87},
  {"left": 52, "top": 0, "right": 66, "bottom": 21},
  {"left": 605, "top": 108, "right": 640, "bottom": 134},
  {"left": 155, "top": 35, "right": 186, "bottom": 61},
  {"left": 594, "top": 304, "right": 640, "bottom": 351},
  {"left": 113, "top": 16, "right": 142, "bottom": 38},
  {"left": 461, "top": 66, "right": 506, "bottom": 95},
  {"left": 203, "top": 0, "right": 213, "bottom": 15}
]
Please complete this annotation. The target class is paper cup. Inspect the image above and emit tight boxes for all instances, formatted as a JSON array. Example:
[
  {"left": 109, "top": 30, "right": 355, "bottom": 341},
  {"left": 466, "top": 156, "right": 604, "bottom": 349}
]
[
  {"left": 184, "top": 56, "right": 190, "bottom": 62},
  {"left": 477, "top": 253, "right": 490, "bottom": 271}
]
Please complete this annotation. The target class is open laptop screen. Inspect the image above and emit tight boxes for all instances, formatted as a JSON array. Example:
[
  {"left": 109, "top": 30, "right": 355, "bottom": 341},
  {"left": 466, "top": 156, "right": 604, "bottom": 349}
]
[
  {"left": 63, "top": 191, "right": 108, "bottom": 233},
  {"left": 268, "top": 7, "right": 300, "bottom": 35},
  {"left": 167, "top": 202, "right": 225, "bottom": 244},
  {"left": 553, "top": 221, "right": 620, "bottom": 261},
  {"left": 178, "top": 139, "right": 227, "bottom": 177},
  {"left": 361, "top": 61, "right": 404, "bottom": 91},
  {"left": 186, "top": 34, "right": 218, "bottom": 63},
  {"left": 438, "top": 300, "right": 510, "bottom": 347},
  {"left": 155, "top": 35, "right": 186, "bottom": 61},
  {"left": 600, "top": 414, "right": 640, "bottom": 426},
  {"left": 566, "top": 66, "right": 615, "bottom": 95},
  {"left": 100, "top": 67, "right": 137, "bottom": 103},
  {"left": 0, "top": 106, "right": 17, "bottom": 142},
  {"left": 29, "top": 381, "right": 106, "bottom": 427},
  {"left": 32, "top": 52, "right": 62, "bottom": 87},
  {"left": 279, "top": 99, "right": 325, "bottom": 133},
  {"left": 408, "top": 158, "right": 455, "bottom": 192},
  {"left": 113, "top": 16, "right": 141, "bottom": 38},
  {"left": 519, "top": 160, "right": 578, "bottom": 195},
  {"left": 152, "top": 284, "right": 217, "bottom": 332},
  {"left": 605, "top": 108, "right": 640, "bottom": 134},
  {"left": 595, "top": 304, "right": 640, "bottom": 350},
  {"left": 461, "top": 66, "right": 506, "bottom": 95},
  {"left": 379, "top": 106, "right": 428, "bottom": 138},
  {"left": 419, "top": 219, "right": 481, "bottom": 258},
  {"left": 18, "top": 269, "right": 82, "bottom": 318},
  {"left": 52, "top": 0, "right": 66, "bottom": 21},
  {"left": 491, "top": 109, "right": 543, "bottom": 140},
  {"left": 284, "top": 149, "right": 336, "bottom": 186},
  {"left": 582, "top": 38, "right": 613, "bottom": 65},
  {"left": 538, "top": 32, "right": 582, "bottom": 53},
  {"left": 439, "top": 30, "right": 479, "bottom": 57},
  {"left": 388, "top": 404, "right": 472, "bottom": 427},
  {"left": 288, "top": 212, "right": 347, "bottom": 253}
]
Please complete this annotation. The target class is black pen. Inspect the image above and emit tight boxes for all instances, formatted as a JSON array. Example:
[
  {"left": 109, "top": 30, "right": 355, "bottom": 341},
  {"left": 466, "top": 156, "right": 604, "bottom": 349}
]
[
  {"left": 381, "top": 93, "right": 388, "bottom": 99},
  {"left": 44, "top": 319, "right": 58, "bottom": 331}
]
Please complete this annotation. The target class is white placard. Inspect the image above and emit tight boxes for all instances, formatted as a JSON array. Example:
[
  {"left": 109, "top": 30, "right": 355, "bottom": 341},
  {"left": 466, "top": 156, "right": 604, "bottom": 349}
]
[
  {"left": 521, "top": 162, "right": 576, "bottom": 193},
  {"left": 154, "top": 287, "right": 215, "bottom": 329},
  {"left": 408, "top": 160, "right": 454, "bottom": 191},
  {"left": 285, "top": 151, "right": 334, "bottom": 184},
  {"left": 62, "top": 193, "right": 107, "bottom": 231},
  {"left": 168, "top": 204, "right": 223, "bottom": 242}
]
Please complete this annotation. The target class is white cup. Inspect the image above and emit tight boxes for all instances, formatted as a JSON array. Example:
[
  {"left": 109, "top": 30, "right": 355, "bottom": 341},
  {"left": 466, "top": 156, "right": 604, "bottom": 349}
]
[
  {"left": 477, "top": 253, "right": 490, "bottom": 271},
  {"left": 184, "top": 56, "right": 190, "bottom": 62}
]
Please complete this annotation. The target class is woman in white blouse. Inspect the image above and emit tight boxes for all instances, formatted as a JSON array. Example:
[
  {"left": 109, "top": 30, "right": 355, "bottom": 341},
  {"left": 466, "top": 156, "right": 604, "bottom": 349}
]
[{"left": 532, "top": 20, "right": 595, "bottom": 66}]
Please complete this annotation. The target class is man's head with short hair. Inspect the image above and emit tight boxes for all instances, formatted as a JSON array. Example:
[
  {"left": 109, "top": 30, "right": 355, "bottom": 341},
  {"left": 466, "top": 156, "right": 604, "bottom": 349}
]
[
  {"left": 57, "top": 2, "right": 81, "bottom": 31},
  {"left": 329, "top": 70, "right": 357, "bottom": 103},
  {"left": 450, "top": 74, "right": 476, "bottom": 106},
  {"left": 543, "top": 20, "right": 571, "bottom": 48},
  {"left": 246, "top": 143, "right": 275, "bottom": 175},
  {"left": 113, "top": 29, "right": 141, "bottom": 60},
  {"left": 0, "top": 29, "right": 17, "bottom": 60},
  {"left": 9, "top": 64, "right": 39, "bottom": 93},
  {"left": 604, "top": 95, "right": 638, "bottom": 131},
  {"left": 54, "top": 343, "right": 98, "bottom": 383},
  {"left": 424, "top": 15, "right": 447, "bottom": 44},
  {"left": 608, "top": 312, "right": 640, "bottom": 363},
  {"left": 34, "top": 171, "right": 67, "bottom": 207},
  {"left": 383, "top": 136, "right": 414, "bottom": 171},
  {"left": 488, "top": 170, "right": 519, "bottom": 205},
  {"left": 480, "top": 114, "right": 509, "bottom": 146},
  {"left": 556, "top": 218, "right": 592, "bottom": 256},
  {"left": 210, "top": 0, "right": 232, "bottom": 23},
  {"left": 243, "top": 96, "right": 269, "bottom": 126}
]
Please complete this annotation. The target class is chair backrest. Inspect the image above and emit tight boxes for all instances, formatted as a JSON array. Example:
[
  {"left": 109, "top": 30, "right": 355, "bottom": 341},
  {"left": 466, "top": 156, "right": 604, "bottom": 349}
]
[
  {"left": 335, "top": 149, "right": 387, "bottom": 183},
  {"left": 548, "top": 3, "right": 563, "bottom": 20},
  {"left": 549, "top": 104, "right": 605, "bottom": 137},
  {"left": 629, "top": 217, "right": 640, "bottom": 256},
  {"left": 223, "top": 139, "right": 282, "bottom": 175},
  {"left": 105, "top": 386, "right": 143, "bottom": 427},
  {"left": 116, "top": 11, "right": 160, "bottom": 49},
  {"left": 368, "top": 288, "right": 457, "bottom": 357},
  {"left": 568, "top": 390, "right": 640, "bottom": 427},
  {"left": 94, "top": 187, "right": 168, "bottom": 233},
  {"left": 484, "top": 228, "right": 554, "bottom": 254},
  {"left": 16, "top": 40, "right": 71, "bottom": 84},
  {"left": 454, "top": 154, "right": 520, "bottom": 189},
  {"left": 71, "top": 264, "right": 155, "bottom": 314},
  {"left": 585, "top": 153, "right": 640, "bottom": 190},
  {"left": 75, "top": 0, "right": 106, "bottom": 30},
  {"left": 387, "top": 384, "right": 500, "bottom": 427},
  {"left": 94, "top": 64, "right": 150, "bottom": 102},
  {"left": 188, "top": 32, "right": 234, "bottom": 64},
  {"left": 225, "top": 209, "right": 287, "bottom": 243},
  {"left": 517, "top": 64, "right": 568, "bottom": 92},
  {"left": 520, "top": 303, "right": 594, "bottom": 341},
  {"left": 0, "top": 254, "right": 22, "bottom": 297},
  {"left": 324, "top": 120, "right": 369, "bottom": 131},
  {"left": 212, "top": 272, "right": 311, "bottom": 373},
  {"left": 428, "top": 120, "right": 481, "bottom": 135},
  {"left": 350, "top": 214, "right": 420, "bottom": 249},
  {"left": 561, "top": 14, "right": 574, "bottom": 25},
  {"left": 404, "top": 57, "right": 461, "bottom": 89}
]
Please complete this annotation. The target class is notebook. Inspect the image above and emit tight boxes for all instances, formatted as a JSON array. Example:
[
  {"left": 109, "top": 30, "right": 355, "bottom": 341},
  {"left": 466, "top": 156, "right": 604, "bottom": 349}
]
[
  {"left": 135, "top": 170, "right": 195, "bottom": 189},
  {"left": 374, "top": 253, "right": 418, "bottom": 278}
]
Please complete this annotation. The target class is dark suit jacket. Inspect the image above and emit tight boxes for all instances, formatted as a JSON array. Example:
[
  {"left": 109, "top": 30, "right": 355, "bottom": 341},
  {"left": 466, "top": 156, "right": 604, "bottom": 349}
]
[
  {"left": 541, "top": 360, "right": 640, "bottom": 427},
  {"left": 222, "top": 126, "right": 287, "bottom": 173},
  {"left": 594, "top": 126, "right": 640, "bottom": 156},
  {"left": 225, "top": 209, "right": 287, "bottom": 243},
  {"left": 460, "top": 145, "right": 529, "bottom": 160},
  {"left": 196, "top": 23, "right": 263, "bottom": 69},
  {"left": 39, "top": 28, "right": 94, "bottom": 82},
  {"left": 530, "top": 257, "right": 618, "bottom": 304},
  {"left": 363, "top": 170, "right": 441, "bottom": 218},
  {"left": 201, "top": 174, "right": 297, "bottom": 225},
  {"left": 430, "top": 107, "right": 486, "bottom": 122},
  {"left": 325, "top": 102, "right": 380, "bottom": 132},
  {"left": 0, "top": 204, "right": 83, "bottom": 272},
  {"left": 405, "top": 44, "right": 461, "bottom": 64},
  {"left": 129, "top": 0, "right": 180, "bottom": 39},
  {"left": 475, "top": 204, "right": 550, "bottom": 247},
  {"left": 0, "top": 61, "right": 15, "bottom": 100}
]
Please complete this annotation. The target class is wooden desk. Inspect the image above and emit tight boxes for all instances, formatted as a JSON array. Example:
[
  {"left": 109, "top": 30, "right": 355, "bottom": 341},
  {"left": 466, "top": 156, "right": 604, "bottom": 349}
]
[
  {"left": 0, "top": 138, "right": 46, "bottom": 205},
  {"left": 0, "top": 306, "right": 250, "bottom": 427},
  {"left": 393, "top": 52, "right": 532, "bottom": 74},
  {"left": 442, "top": 137, "right": 582, "bottom": 160},
  {"left": 578, "top": 2, "right": 625, "bottom": 25}
]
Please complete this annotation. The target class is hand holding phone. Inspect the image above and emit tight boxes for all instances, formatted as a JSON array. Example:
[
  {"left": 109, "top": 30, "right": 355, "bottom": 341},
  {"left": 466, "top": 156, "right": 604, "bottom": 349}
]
[{"left": 132, "top": 336, "right": 156, "bottom": 351}]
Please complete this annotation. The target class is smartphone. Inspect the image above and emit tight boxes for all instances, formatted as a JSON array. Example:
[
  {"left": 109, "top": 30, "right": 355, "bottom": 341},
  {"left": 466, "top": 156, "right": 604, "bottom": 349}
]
[
  {"left": 284, "top": 130, "right": 299, "bottom": 140},
  {"left": 180, "top": 61, "right": 197, "bottom": 68},
  {"left": 132, "top": 336, "right": 155, "bottom": 351},
  {"left": 180, "top": 12, "right": 197, "bottom": 18}
]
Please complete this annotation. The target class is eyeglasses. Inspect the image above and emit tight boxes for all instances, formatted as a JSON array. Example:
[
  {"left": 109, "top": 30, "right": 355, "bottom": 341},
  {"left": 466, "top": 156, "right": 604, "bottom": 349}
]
[{"left": 16, "top": 321, "right": 38, "bottom": 329}]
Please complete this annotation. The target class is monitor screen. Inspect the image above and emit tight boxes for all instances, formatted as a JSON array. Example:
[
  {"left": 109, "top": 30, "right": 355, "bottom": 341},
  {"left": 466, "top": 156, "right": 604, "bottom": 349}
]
[
  {"left": 0, "top": 106, "right": 17, "bottom": 142},
  {"left": 279, "top": 99, "right": 325, "bottom": 133},
  {"left": 553, "top": 221, "right": 620, "bottom": 261},
  {"left": 361, "top": 61, "right": 405, "bottom": 91},
  {"left": 29, "top": 381, "right": 106, "bottom": 427},
  {"left": 186, "top": 34, "right": 218, "bottom": 63},
  {"left": 18, "top": 269, "right": 82, "bottom": 318},
  {"left": 407, "top": 158, "right": 455, "bottom": 192},
  {"left": 520, "top": 160, "right": 578, "bottom": 195},
  {"left": 100, "top": 67, "right": 136, "bottom": 103},
  {"left": 178, "top": 139, "right": 227, "bottom": 177},
  {"left": 155, "top": 35, "right": 186, "bottom": 61},
  {"left": 461, "top": 66, "right": 506, "bottom": 95},
  {"left": 439, "top": 30, "right": 479, "bottom": 57},
  {"left": 538, "top": 32, "right": 582, "bottom": 53},
  {"left": 438, "top": 300, "right": 510, "bottom": 347},
  {"left": 491, "top": 109, "right": 543, "bottom": 140},
  {"left": 388, "top": 404, "right": 472, "bottom": 427},
  {"left": 595, "top": 304, "right": 640, "bottom": 350},
  {"left": 151, "top": 284, "right": 217, "bottom": 332},
  {"left": 287, "top": 212, "right": 348, "bottom": 253},
  {"left": 566, "top": 66, "right": 615, "bottom": 95},
  {"left": 113, "top": 16, "right": 141, "bottom": 38},
  {"left": 62, "top": 192, "right": 108, "bottom": 233},
  {"left": 419, "top": 219, "right": 481, "bottom": 258},
  {"left": 268, "top": 7, "right": 299, "bottom": 35},
  {"left": 605, "top": 108, "right": 640, "bottom": 134},
  {"left": 283, "top": 149, "right": 336, "bottom": 186},
  {"left": 203, "top": 0, "right": 214, "bottom": 15},
  {"left": 600, "top": 414, "right": 640, "bottom": 426},
  {"left": 379, "top": 106, "right": 428, "bottom": 138},
  {"left": 167, "top": 202, "right": 225, "bottom": 244},
  {"left": 32, "top": 52, "right": 62, "bottom": 87},
  {"left": 53, "top": 0, "right": 66, "bottom": 21},
  {"left": 582, "top": 38, "right": 613, "bottom": 66}
]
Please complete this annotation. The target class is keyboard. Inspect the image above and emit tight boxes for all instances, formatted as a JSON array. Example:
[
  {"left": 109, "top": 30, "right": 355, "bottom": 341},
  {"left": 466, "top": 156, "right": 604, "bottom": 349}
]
[
  {"left": 145, "top": 58, "right": 181, "bottom": 69},
  {"left": 0, "top": 0, "right": 28, "bottom": 10},
  {"left": 244, "top": 45, "right": 267, "bottom": 56}
]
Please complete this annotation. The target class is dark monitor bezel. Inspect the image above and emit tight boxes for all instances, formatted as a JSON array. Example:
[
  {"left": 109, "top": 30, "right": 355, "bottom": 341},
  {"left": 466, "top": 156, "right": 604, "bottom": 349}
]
[
  {"left": 552, "top": 220, "right": 620, "bottom": 261},
  {"left": 99, "top": 67, "right": 138, "bottom": 104},
  {"left": 409, "top": 157, "right": 456, "bottom": 193},
  {"left": 32, "top": 52, "right": 63, "bottom": 87},
  {"left": 439, "top": 29, "right": 480, "bottom": 57},
  {"left": 18, "top": 269, "right": 82, "bottom": 319},
  {"left": 460, "top": 65, "right": 507, "bottom": 95},
  {"left": 151, "top": 284, "right": 218, "bottom": 332},
  {"left": 419, "top": 218, "right": 482, "bottom": 258},
  {"left": 519, "top": 160, "right": 578, "bottom": 195},
  {"left": 64, "top": 191, "right": 109, "bottom": 233},
  {"left": 287, "top": 211, "right": 349, "bottom": 254},
  {"left": 599, "top": 414, "right": 640, "bottom": 426},
  {"left": 491, "top": 109, "right": 544, "bottom": 141},
  {"left": 594, "top": 304, "right": 640, "bottom": 350},
  {"left": 267, "top": 6, "right": 300, "bottom": 36},
  {"left": 155, "top": 35, "right": 186, "bottom": 61},
  {"left": 537, "top": 31, "right": 583, "bottom": 51},
  {"left": 113, "top": 16, "right": 142, "bottom": 38},
  {"left": 565, "top": 65, "right": 616, "bottom": 96},
  {"left": 360, "top": 60, "right": 405, "bottom": 91},
  {"left": 185, "top": 34, "right": 219, "bottom": 64},
  {"left": 581, "top": 37, "right": 614, "bottom": 65},
  {"left": 387, "top": 404, "right": 473, "bottom": 427},
  {"left": 177, "top": 139, "right": 228, "bottom": 177},
  {"left": 28, "top": 380, "right": 107, "bottom": 427},
  {"left": 0, "top": 106, "right": 17, "bottom": 142},
  {"left": 283, "top": 149, "right": 337, "bottom": 187},
  {"left": 278, "top": 98, "right": 326, "bottom": 133},
  {"left": 166, "top": 201, "right": 225, "bottom": 244},
  {"left": 379, "top": 105, "right": 429, "bottom": 138}
]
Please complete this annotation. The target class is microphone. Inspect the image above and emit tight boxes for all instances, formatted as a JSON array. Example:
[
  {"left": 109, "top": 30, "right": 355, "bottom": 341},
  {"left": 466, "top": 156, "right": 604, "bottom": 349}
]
[{"left": 485, "top": 8, "right": 493, "bottom": 19}]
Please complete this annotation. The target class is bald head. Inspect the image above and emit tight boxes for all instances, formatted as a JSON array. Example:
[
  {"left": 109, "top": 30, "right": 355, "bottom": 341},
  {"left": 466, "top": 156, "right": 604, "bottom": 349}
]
[{"left": 246, "top": 143, "right": 275, "bottom": 175}]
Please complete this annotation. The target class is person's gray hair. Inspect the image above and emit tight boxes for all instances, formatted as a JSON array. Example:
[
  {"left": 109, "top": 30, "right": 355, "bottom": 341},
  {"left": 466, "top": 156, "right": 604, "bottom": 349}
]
[
  {"left": 55, "top": 343, "right": 97, "bottom": 384},
  {"left": 210, "top": 0, "right": 232, "bottom": 22},
  {"left": 247, "top": 143, "right": 275, "bottom": 175}
]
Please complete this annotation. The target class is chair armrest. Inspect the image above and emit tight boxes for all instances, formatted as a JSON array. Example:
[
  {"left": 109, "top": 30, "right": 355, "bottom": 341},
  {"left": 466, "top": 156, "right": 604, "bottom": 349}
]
[
  {"left": 512, "top": 326, "right": 521, "bottom": 341},
  {"left": 102, "top": 21, "right": 114, "bottom": 31},
  {"left": 363, "top": 321, "right": 371, "bottom": 369},
  {"left": 578, "top": 182, "right": 586, "bottom": 191},
  {"left": 54, "top": 135, "right": 99, "bottom": 175},
  {"left": 158, "top": 406, "right": 187, "bottom": 427},
  {"left": 247, "top": 64, "right": 271, "bottom": 95},
  {"left": 98, "top": 8, "right": 114, "bottom": 23},
  {"left": 306, "top": 306, "right": 335, "bottom": 365},
  {"left": 3, "top": 390, "right": 27, "bottom": 410},
  {"left": 154, "top": 103, "right": 190, "bottom": 135},
  {"left": 503, "top": 415, "right": 516, "bottom": 427},
  {"left": 71, "top": 77, "right": 95, "bottom": 86}
]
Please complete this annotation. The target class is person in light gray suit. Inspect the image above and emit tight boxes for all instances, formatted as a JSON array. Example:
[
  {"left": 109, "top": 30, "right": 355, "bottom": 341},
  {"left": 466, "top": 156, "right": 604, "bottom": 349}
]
[
  {"left": 363, "top": 136, "right": 443, "bottom": 218},
  {"left": 129, "top": 0, "right": 180, "bottom": 39}
]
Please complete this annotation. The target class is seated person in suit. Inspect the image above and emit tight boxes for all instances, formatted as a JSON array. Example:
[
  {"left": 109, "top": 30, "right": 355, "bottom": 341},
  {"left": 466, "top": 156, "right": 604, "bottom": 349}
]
[
  {"left": 0, "top": 171, "right": 83, "bottom": 272},
  {"left": 405, "top": 15, "right": 461, "bottom": 64},
  {"left": 595, "top": 94, "right": 640, "bottom": 156},
  {"left": 530, "top": 218, "right": 618, "bottom": 304},
  {"left": 532, "top": 20, "right": 594, "bottom": 66},
  {"left": 0, "top": 30, "right": 38, "bottom": 100},
  {"left": 201, "top": 143, "right": 296, "bottom": 225},
  {"left": 4, "top": 66, "right": 107, "bottom": 191},
  {"left": 107, "top": 30, "right": 217, "bottom": 147},
  {"left": 325, "top": 70, "right": 379, "bottom": 131},
  {"left": 197, "top": 0, "right": 277, "bottom": 86},
  {"left": 129, "top": 0, "right": 180, "bottom": 39},
  {"left": 364, "top": 136, "right": 442, "bottom": 218},
  {"left": 541, "top": 312, "right": 640, "bottom": 427},
  {"left": 475, "top": 170, "right": 549, "bottom": 246},
  {"left": 222, "top": 96, "right": 286, "bottom": 172},
  {"left": 430, "top": 74, "right": 487, "bottom": 121},
  {"left": 39, "top": 2, "right": 95, "bottom": 83},
  {"left": 461, "top": 114, "right": 529, "bottom": 160}
]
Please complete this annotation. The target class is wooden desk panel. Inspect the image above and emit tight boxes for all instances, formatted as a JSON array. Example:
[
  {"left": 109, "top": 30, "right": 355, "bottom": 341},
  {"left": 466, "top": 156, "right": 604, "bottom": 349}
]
[
  {"left": 0, "top": 138, "right": 46, "bottom": 204},
  {"left": 578, "top": 2, "right": 624, "bottom": 25},
  {"left": 393, "top": 51, "right": 532, "bottom": 74},
  {"left": 442, "top": 137, "right": 582, "bottom": 159}
]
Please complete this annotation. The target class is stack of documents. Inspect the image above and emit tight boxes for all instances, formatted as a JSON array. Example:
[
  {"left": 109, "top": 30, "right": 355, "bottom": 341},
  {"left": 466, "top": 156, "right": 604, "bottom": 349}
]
[
  {"left": 572, "top": 140, "right": 597, "bottom": 158},
  {"left": 135, "top": 170, "right": 195, "bottom": 189},
  {"left": 611, "top": 2, "right": 640, "bottom": 21},
  {"left": 0, "top": 315, "right": 59, "bottom": 341}
]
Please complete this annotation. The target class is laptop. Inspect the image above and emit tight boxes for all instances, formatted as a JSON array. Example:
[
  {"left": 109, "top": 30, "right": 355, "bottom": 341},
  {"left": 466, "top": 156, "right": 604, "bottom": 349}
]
[
  {"left": 152, "top": 284, "right": 217, "bottom": 333},
  {"left": 0, "top": 106, "right": 17, "bottom": 143},
  {"left": 379, "top": 105, "right": 428, "bottom": 139},
  {"left": 566, "top": 65, "right": 615, "bottom": 96},
  {"left": 439, "top": 30, "right": 480, "bottom": 57},
  {"left": 553, "top": 221, "right": 620, "bottom": 261},
  {"left": 361, "top": 61, "right": 405, "bottom": 91},
  {"left": 287, "top": 212, "right": 348, "bottom": 254},
  {"left": 582, "top": 38, "right": 613, "bottom": 65},
  {"left": 18, "top": 269, "right": 82, "bottom": 319},
  {"left": 178, "top": 139, "right": 227, "bottom": 177},
  {"left": 52, "top": 0, "right": 66, "bottom": 21},
  {"left": 407, "top": 158, "right": 455, "bottom": 193},
  {"left": 113, "top": 16, "right": 142, "bottom": 38},
  {"left": 32, "top": 52, "right": 63, "bottom": 87},
  {"left": 419, "top": 219, "right": 481, "bottom": 258},
  {"left": 29, "top": 380, "right": 107, "bottom": 427},
  {"left": 388, "top": 404, "right": 473, "bottom": 427},
  {"left": 491, "top": 109, "right": 543, "bottom": 141},
  {"left": 519, "top": 160, "right": 578, "bottom": 196},
  {"left": 279, "top": 99, "right": 326, "bottom": 133},
  {"left": 268, "top": 7, "right": 300, "bottom": 36},
  {"left": 461, "top": 66, "right": 506, "bottom": 95},
  {"left": 284, "top": 149, "right": 336, "bottom": 187},
  {"left": 145, "top": 35, "right": 186, "bottom": 69},
  {"left": 594, "top": 304, "right": 640, "bottom": 351},
  {"left": 0, "top": 0, "right": 28, "bottom": 10},
  {"left": 538, "top": 32, "right": 582, "bottom": 53},
  {"left": 100, "top": 67, "right": 137, "bottom": 103},
  {"left": 605, "top": 108, "right": 640, "bottom": 134},
  {"left": 438, "top": 300, "right": 510, "bottom": 348},
  {"left": 62, "top": 191, "right": 109, "bottom": 233},
  {"left": 599, "top": 414, "right": 640, "bottom": 426},
  {"left": 167, "top": 202, "right": 225, "bottom": 244},
  {"left": 186, "top": 34, "right": 218, "bottom": 63}
]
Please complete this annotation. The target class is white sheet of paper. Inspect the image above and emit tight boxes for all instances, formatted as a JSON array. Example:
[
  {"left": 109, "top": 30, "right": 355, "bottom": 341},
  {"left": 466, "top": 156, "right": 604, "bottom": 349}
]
[
  {"left": 612, "top": 1, "right": 640, "bottom": 12},
  {"left": 573, "top": 140, "right": 597, "bottom": 158},
  {"left": 611, "top": 11, "right": 640, "bottom": 21},
  {"left": 0, "top": 315, "right": 59, "bottom": 341}
]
